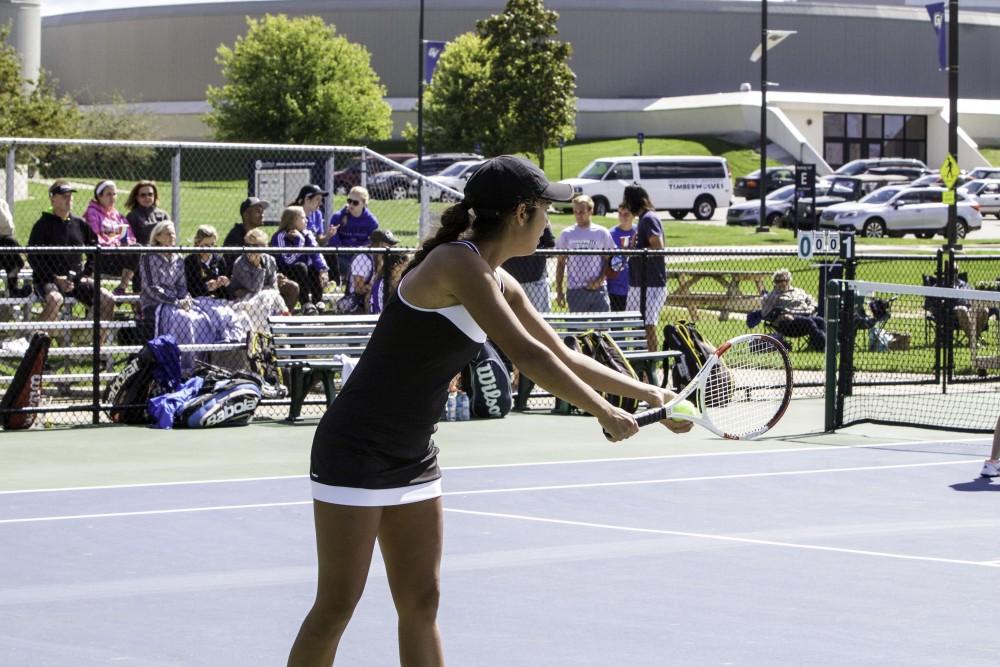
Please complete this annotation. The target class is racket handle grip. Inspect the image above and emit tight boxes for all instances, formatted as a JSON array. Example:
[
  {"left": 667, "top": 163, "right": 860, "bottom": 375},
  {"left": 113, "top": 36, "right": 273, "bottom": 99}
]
[{"left": 635, "top": 406, "right": 669, "bottom": 427}]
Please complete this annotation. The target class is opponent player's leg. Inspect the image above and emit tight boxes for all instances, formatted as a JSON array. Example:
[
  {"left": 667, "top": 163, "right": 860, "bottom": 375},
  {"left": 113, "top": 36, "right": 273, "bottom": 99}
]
[
  {"left": 288, "top": 501, "right": 382, "bottom": 666},
  {"left": 378, "top": 497, "right": 445, "bottom": 667},
  {"left": 982, "top": 414, "right": 1000, "bottom": 478}
]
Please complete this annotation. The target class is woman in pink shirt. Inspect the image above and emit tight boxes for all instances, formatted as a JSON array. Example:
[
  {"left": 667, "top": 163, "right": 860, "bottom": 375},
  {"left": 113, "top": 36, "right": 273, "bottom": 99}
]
[{"left": 84, "top": 180, "right": 138, "bottom": 295}]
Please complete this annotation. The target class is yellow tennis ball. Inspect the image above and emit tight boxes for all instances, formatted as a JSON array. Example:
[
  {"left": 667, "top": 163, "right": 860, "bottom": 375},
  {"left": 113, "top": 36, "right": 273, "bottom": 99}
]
[{"left": 671, "top": 399, "right": 698, "bottom": 421}]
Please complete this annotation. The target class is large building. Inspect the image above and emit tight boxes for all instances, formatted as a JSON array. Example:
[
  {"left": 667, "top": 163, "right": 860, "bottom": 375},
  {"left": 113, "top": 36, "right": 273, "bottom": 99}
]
[{"left": 7, "top": 0, "right": 1000, "bottom": 171}]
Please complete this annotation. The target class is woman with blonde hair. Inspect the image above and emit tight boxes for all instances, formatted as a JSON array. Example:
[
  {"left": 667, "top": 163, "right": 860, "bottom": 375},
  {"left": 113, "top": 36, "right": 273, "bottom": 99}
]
[
  {"left": 271, "top": 205, "right": 329, "bottom": 315},
  {"left": 327, "top": 185, "right": 379, "bottom": 288},
  {"left": 229, "top": 227, "right": 291, "bottom": 331}
]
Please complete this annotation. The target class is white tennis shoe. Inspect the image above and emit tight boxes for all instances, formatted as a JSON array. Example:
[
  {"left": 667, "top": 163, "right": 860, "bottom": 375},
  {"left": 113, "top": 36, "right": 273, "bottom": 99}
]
[{"left": 981, "top": 460, "right": 1000, "bottom": 478}]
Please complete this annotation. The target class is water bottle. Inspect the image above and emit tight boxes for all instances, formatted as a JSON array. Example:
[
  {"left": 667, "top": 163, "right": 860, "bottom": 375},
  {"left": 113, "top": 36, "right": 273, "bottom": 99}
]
[
  {"left": 457, "top": 391, "right": 471, "bottom": 421},
  {"left": 445, "top": 392, "right": 457, "bottom": 422}
]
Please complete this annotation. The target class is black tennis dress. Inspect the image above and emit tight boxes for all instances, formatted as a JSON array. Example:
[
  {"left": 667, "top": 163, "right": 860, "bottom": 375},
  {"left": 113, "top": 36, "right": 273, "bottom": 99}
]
[{"left": 310, "top": 241, "right": 492, "bottom": 506}]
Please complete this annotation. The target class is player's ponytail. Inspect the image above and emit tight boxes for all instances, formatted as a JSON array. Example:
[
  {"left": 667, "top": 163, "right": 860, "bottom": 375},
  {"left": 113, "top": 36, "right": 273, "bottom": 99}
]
[{"left": 403, "top": 201, "right": 475, "bottom": 275}]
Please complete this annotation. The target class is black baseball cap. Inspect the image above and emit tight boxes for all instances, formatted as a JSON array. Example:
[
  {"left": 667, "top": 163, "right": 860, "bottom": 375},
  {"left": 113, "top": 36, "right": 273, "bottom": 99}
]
[
  {"left": 240, "top": 197, "right": 270, "bottom": 216},
  {"left": 49, "top": 180, "right": 77, "bottom": 196},
  {"left": 463, "top": 155, "right": 573, "bottom": 213},
  {"left": 369, "top": 229, "right": 399, "bottom": 246},
  {"left": 296, "top": 184, "right": 329, "bottom": 200}
]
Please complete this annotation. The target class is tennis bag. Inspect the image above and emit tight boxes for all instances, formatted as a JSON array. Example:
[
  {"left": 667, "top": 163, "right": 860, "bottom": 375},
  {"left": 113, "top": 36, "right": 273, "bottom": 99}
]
[
  {"left": 565, "top": 330, "right": 640, "bottom": 414},
  {"left": 662, "top": 322, "right": 732, "bottom": 409},
  {"left": 102, "top": 346, "right": 158, "bottom": 424},
  {"left": 460, "top": 340, "right": 512, "bottom": 419},
  {"left": 176, "top": 374, "right": 262, "bottom": 428},
  {"left": 246, "top": 330, "right": 287, "bottom": 399},
  {"left": 0, "top": 331, "right": 50, "bottom": 430}
]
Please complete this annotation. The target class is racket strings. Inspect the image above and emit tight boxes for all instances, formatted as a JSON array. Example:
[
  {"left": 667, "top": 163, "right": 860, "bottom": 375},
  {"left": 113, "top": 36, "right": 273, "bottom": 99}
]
[{"left": 699, "top": 339, "right": 789, "bottom": 437}]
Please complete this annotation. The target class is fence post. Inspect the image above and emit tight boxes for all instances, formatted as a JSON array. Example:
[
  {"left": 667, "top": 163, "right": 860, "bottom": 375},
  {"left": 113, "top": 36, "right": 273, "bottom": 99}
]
[
  {"left": 5, "top": 143, "right": 15, "bottom": 210},
  {"left": 823, "top": 278, "right": 840, "bottom": 432},
  {"left": 324, "top": 154, "right": 335, "bottom": 223},
  {"left": 360, "top": 148, "right": 368, "bottom": 190},
  {"left": 639, "top": 250, "right": 648, "bottom": 320},
  {"left": 92, "top": 247, "right": 102, "bottom": 425},
  {"left": 419, "top": 182, "right": 431, "bottom": 241},
  {"left": 171, "top": 148, "right": 181, "bottom": 227}
]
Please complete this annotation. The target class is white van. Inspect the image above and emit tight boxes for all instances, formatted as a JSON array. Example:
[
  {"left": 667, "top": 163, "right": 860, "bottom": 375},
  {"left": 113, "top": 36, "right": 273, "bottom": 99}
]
[{"left": 556, "top": 155, "right": 732, "bottom": 219}]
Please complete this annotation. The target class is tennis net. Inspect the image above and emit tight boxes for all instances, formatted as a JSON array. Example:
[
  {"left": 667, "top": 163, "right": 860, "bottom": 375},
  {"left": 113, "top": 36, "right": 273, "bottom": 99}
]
[{"left": 828, "top": 279, "right": 1000, "bottom": 433}]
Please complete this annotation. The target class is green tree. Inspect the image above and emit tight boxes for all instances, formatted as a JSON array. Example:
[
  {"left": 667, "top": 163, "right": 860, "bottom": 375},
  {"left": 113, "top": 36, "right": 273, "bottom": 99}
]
[
  {"left": 410, "top": 32, "right": 495, "bottom": 154},
  {"left": 418, "top": 0, "right": 575, "bottom": 166},
  {"left": 206, "top": 14, "right": 392, "bottom": 145},
  {"left": 0, "top": 25, "right": 80, "bottom": 139}
]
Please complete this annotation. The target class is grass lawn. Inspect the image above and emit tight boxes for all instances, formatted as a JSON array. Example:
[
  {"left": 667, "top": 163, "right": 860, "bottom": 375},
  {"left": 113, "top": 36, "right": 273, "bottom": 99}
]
[{"left": 980, "top": 147, "right": 999, "bottom": 166}]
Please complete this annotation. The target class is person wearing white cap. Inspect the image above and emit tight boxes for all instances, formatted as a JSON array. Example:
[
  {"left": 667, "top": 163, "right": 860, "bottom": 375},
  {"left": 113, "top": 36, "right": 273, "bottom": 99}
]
[{"left": 288, "top": 156, "right": 691, "bottom": 666}]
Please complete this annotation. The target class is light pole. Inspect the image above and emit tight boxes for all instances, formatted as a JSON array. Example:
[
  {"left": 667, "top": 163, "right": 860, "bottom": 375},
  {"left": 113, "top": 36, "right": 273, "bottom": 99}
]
[
  {"left": 417, "top": 0, "right": 425, "bottom": 178},
  {"left": 945, "top": 0, "right": 959, "bottom": 253},
  {"left": 758, "top": 0, "right": 768, "bottom": 233}
]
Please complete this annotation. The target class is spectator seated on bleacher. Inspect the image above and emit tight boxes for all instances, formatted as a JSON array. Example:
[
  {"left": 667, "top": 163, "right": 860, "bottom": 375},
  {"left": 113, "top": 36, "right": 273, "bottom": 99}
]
[
  {"left": 271, "top": 205, "right": 329, "bottom": 316},
  {"left": 344, "top": 229, "right": 399, "bottom": 315},
  {"left": 139, "top": 220, "right": 249, "bottom": 374},
  {"left": 124, "top": 180, "right": 170, "bottom": 246},
  {"left": 0, "top": 198, "right": 30, "bottom": 297},
  {"left": 369, "top": 249, "right": 409, "bottom": 315},
  {"left": 228, "top": 228, "right": 289, "bottom": 332},
  {"left": 84, "top": 180, "right": 139, "bottom": 296},
  {"left": 184, "top": 225, "right": 230, "bottom": 299},
  {"left": 223, "top": 196, "right": 299, "bottom": 312},
  {"left": 327, "top": 186, "right": 379, "bottom": 288},
  {"left": 27, "top": 180, "right": 115, "bottom": 324},
  {"left": 761, "top": 269, "right": 826, "bottom": 352}
]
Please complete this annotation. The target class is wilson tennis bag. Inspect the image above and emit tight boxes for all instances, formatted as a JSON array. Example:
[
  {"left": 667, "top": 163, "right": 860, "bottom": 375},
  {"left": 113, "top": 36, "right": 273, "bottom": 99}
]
[
  {"left": 460, "top": 340, "right": 512, "bottom": 419},
  {"left": 175, "top": 363, "right": 262, "bottom": 428},
  {"left": 0, "top": 331, "right": 50, "bottom": 430},
  {"left": 566, "top": 330, "right": 640, "bottom": 414}
]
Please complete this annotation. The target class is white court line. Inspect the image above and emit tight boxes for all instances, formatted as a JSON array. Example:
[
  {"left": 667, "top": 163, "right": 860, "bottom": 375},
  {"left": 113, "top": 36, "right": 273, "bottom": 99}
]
[
  {"left": 0, "top": 436, "right": 988, "bottom": 496},
  {"left": 445, "top": 507, "right": 1000, "bottom": 569},
  {"left": 0, "top": 457, "right": 982, "bottom": 525}
]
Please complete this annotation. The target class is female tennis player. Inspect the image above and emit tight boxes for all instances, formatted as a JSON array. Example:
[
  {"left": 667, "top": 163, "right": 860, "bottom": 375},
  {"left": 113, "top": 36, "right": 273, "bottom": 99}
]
[{"left": 287, "top": 155, "right": 691, "bottom": 666}]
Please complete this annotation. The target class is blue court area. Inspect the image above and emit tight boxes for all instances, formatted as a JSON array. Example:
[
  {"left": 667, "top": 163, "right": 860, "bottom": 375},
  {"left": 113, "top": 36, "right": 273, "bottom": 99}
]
[{"left": 2, "top": 403, "right": 1000, "bottom": 666}]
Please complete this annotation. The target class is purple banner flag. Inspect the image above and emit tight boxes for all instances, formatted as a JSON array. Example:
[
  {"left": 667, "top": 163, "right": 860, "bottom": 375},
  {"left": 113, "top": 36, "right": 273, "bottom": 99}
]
[
  {"left": 423, "top": 40, "right": 447, "bottom": 84},
  {"left": 925, "top": 2, "right": 946, "bottom": 71}
]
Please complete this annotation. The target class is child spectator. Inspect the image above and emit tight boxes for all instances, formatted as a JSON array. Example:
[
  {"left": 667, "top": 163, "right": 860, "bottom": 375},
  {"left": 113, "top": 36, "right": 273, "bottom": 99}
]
[
  {"left": 290, "top": 184, "right": 333, "bottom": 245},
  {"left": 271, "top": 205, "right": 329, "bottom": 315},
  {"left": 608, "top": 203, "right": 637, "bottom": 311}
]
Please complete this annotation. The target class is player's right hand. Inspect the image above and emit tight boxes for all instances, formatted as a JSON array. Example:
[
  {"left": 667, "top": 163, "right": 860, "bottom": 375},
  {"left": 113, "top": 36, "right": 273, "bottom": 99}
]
[{"left": 599, "top": 406, "right": 639, "bottom": 443}]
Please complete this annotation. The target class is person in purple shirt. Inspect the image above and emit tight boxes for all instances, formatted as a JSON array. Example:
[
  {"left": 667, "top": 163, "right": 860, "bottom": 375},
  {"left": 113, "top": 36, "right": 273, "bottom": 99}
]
[
  {"left": 608, "top": 203, "right": 637, "bottom": 311},
  {"left": 327, "top": 185, "right": 379, "bottom": 286},
  {"left": 290, "top": 184, "right": 333, "bottom": 245},
  {"left": 271, "top": 205, "right": 330, "bottom": 315}
]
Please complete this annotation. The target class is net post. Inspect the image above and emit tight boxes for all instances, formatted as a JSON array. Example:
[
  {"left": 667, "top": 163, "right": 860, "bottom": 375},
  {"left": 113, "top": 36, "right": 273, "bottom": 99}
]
[{"left": 824, "top": 278, "right": 840, "bottom": 431}]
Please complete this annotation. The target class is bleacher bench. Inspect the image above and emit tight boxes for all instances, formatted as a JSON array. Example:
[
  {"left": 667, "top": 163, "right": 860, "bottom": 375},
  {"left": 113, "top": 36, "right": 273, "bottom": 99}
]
[{"left": 268, "top": 311, "right": 679, "bottom": 421}]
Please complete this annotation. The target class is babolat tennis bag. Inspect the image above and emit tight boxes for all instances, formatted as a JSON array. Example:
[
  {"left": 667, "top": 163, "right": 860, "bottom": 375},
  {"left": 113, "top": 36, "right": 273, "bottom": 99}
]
[
  {"left": 102, "top": 346, "right": 158, "bottom": 424},
  {"left": 565, "top": 330, "right": 640, "bottom": 414},
  {"left": 460, "top": 340, "right": 512, "bottom": 418},
  {"left": 175, "top": 364, "right": 263, "bottom": 428},
  {"left": 0, "top": 331, "right": 51, "bottom": 430}
]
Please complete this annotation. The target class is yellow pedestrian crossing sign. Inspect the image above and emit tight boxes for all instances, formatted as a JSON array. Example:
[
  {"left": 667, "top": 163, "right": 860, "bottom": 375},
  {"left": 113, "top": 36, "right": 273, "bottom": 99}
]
[{"left": 940, "top": 154, "right": 960, "bottom": 189}]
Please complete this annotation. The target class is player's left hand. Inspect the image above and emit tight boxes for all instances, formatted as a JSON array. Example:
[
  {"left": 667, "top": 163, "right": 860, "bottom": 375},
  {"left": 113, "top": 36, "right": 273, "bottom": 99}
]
[{"left": 650, "top": 388, "right": 693, "bottom": 434}]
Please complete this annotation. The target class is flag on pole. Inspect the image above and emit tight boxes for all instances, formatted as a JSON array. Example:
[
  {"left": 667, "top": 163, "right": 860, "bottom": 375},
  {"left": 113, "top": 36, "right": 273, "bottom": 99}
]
[
  {"left": 749, "top": 30, "right": 797, "bottom": 63},
  {"left": 423, "top": 40, "right": 447, "bottom": 84},
  {"left": 925, "top": 2, "right": 946, "bottom": 71}
]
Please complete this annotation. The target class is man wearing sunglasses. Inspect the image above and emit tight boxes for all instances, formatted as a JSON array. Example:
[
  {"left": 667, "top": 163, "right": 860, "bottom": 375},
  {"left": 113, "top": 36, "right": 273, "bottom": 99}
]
[{"left": 327, "top": 186, "right": 380, "bottom": 287}]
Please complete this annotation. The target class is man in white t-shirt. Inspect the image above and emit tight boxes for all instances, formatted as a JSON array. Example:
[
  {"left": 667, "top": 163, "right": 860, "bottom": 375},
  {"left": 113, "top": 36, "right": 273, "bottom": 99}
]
[{"left": 555, "top": 195, "right": 614, "bottom": 312}]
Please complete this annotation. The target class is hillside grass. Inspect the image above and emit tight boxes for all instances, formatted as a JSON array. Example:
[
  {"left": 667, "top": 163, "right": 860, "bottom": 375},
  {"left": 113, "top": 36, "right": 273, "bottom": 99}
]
[{"left": 980, "top": 147, "right": 1000, "bottom": 167}]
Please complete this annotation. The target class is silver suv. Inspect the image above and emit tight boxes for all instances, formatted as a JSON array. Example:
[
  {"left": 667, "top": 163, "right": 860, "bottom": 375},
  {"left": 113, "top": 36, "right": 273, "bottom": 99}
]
[{"left": 818, "top": 186, "right": 983, "bottom": 239}]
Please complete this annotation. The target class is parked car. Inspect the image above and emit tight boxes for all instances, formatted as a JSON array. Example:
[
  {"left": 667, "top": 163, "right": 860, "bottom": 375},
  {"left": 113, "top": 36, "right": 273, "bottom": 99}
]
[
  {"left": 557, "top": 155, "right": 732, "bottom": 219},
  {"left": 910, "top": 172, "right": 973, "bottom": 189},
  {"left": 784, "top": 174, "right": 909, "bottom": 230},
  {"left": 733, "top": 166, "right": 795, "bottom": 199},
  {"left": 864, "top": 165, "right": 931, "bottom": 181},
  {"left": 958, "top": 179, "right": 1000, "bottom": 218},
  {"left": 367, "top": 153, "right": 484, "bottom": 200},
  {"left": 834, "top": 157, "right": 929, "bottom": 176},
  {"left": 818, "top": 186, "right": 982, "bottom": 238},
  {"left": 726, "top": 184, "right": 797, "bottom": 227},
  {"left": 968, "top": 167, "right": 1000, "bottom": 181},
  {"left": 426, "top": 160, "right": 486, "bottom": 201},
  {"left": 333, "top": 153, "right": 416, "bottom": 195}
]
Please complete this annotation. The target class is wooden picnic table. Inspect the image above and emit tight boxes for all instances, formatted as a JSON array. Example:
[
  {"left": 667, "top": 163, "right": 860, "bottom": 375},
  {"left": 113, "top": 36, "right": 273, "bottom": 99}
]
[{"left": 665, "top": 269, "right": 772, "bottom": 321}]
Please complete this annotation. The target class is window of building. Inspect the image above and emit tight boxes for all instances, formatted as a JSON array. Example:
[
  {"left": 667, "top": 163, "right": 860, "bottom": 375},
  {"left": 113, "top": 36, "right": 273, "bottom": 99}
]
[{"left": 822, "top": 112, "right": 927, "bottom": 168}]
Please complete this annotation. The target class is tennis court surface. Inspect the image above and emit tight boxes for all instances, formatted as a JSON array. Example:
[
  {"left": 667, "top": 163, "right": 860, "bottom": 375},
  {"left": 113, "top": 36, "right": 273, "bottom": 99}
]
[{"left": 2, "top": 399, "right": 999, "bottom": 666}]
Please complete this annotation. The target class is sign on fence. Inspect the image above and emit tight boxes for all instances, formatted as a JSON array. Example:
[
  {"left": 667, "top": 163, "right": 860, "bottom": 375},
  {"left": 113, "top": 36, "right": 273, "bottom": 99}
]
[{"left": 797, "top": 230, "right": 845, "bottom": 259}]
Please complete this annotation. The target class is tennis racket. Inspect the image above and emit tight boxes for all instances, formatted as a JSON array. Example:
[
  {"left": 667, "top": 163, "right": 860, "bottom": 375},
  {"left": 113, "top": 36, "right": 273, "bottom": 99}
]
[{"left": 636, "top": 333, "right": 792, "bottom": 440}]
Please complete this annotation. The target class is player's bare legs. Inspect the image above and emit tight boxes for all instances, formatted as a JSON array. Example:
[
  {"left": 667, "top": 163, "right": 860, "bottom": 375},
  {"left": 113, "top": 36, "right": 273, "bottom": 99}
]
[
  {"left": 288, "top": 502, "right": 382, "bottom": 666},
  {"left": 379, "top": 497, "right": 445, "bottom": 666}
]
